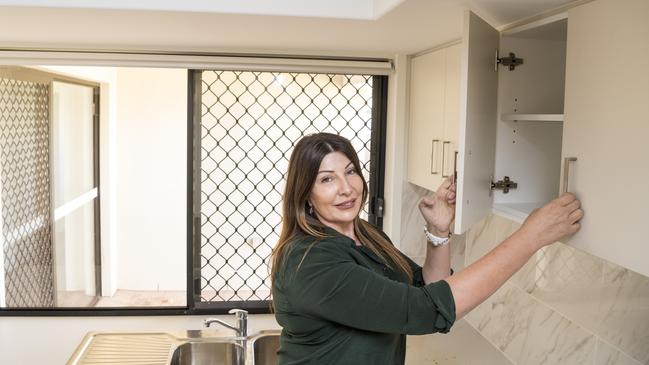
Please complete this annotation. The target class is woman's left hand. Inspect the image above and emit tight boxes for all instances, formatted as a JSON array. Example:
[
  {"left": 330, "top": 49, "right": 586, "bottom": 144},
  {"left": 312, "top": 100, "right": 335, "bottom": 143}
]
[{"left": 418, "top": 177, "right": 456, "bottom": 236}]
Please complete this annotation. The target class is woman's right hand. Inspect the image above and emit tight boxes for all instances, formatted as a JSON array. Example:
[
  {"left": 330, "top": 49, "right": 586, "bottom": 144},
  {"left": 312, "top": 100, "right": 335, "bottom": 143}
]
[{"left": 517, "top": 192, "right": 584, "bottom": 249}]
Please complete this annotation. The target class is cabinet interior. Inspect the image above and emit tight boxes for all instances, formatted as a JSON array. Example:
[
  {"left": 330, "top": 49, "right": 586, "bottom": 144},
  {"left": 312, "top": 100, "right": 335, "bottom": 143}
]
[{"left": 492, "top": 18, "right": 568, "bottom": 221}]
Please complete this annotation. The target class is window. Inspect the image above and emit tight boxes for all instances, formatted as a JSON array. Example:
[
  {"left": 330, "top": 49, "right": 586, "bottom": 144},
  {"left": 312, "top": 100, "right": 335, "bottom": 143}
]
[
  {"left": 0, "top": 54, "right": 389, "bottom": 315},
  {"left": 0, "top": 68, "right": 101, "bottom": 309},
  {"left": 189, "top": 70, "right": 388, "bottom": 312}
]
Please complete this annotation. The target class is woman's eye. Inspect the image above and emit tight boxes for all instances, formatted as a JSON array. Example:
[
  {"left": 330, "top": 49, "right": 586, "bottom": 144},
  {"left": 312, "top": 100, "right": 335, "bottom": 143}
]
[
  {"left": 346, "top": 169, "right": 357, "bottom": 175},
  {"left": 321, "top": 176, "right": 332, "bottom": 183}
]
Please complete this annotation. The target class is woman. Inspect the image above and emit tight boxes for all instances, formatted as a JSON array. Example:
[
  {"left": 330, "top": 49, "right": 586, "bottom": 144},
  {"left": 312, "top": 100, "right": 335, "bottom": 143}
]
[{"left": 271, "top": 133, "right": 582, "bottom": 364}]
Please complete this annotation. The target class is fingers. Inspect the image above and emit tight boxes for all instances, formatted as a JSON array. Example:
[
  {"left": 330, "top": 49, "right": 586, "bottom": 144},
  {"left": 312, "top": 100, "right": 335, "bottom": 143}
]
[
  {"left": 569, "top": 222, "right": 581, "bottom": 234},
  {"left": 447, "top": 179, "right": 457, "bottom": 200},
  {"left": 426, "top": 177, "right": 457, "bottom": 206},
  {"left": 436, "top": 177, "right": 456, "bottom": 201},
  {"left": 562, "top": 197, "right": 582, "bottom": 225},
  {"left": 557, "top": 192, "right": 577, "bottom": 206},
  {"left": 565, "top": 199, "right": 580, "bottom": 213},
  {"left": 433, "top": 188, "right": 456, "bottom": 204},
  {"left": 446, "top": 189, "right": 456, "bottom": 204},
  {"left": 568, "top": 208, "right": 584, "bottom": 223}
]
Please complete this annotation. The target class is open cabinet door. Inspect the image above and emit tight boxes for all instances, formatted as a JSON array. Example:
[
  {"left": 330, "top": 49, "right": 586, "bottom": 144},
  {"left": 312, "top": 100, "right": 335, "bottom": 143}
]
[{"left": 454, "top": 11, "right": 499, "bottom": 234}]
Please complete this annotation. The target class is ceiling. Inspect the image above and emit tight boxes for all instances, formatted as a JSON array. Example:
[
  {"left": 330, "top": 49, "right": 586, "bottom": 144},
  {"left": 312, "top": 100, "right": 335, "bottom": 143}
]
[
  {"left": 0, "top": 0, "right": 407, "bottom": 20},
  {"left": 0, "top": 0, "right": 580, "bottom": 56},
  {"left": 507, "top": 18, "right": 568, "bottom": 41}
]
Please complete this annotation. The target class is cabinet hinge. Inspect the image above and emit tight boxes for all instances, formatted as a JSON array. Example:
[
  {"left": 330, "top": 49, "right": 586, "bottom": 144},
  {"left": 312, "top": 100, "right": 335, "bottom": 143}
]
[
  {"left": 490, "top": 176, "right": 518, "bottom": 194},
  {"left": 495, "top": 50, "right": 524, "bottom": 71}
]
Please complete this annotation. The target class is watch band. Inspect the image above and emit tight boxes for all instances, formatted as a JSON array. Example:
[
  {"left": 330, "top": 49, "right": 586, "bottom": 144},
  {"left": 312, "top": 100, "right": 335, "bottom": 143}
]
[{"left": 424, "top": 225, "right": 450, "bottom": 246}]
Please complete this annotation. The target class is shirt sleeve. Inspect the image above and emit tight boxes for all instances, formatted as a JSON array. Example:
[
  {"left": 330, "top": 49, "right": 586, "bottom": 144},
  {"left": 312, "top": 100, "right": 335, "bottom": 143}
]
[
  {"left": 402, "top": 254, "right": 455, "bottom": 287},
  {"left": 285, "top": 239, "right": 456, "bottom": 335},
  {"left": 404, "top": 255, "right": 427, "bottom": 287}
]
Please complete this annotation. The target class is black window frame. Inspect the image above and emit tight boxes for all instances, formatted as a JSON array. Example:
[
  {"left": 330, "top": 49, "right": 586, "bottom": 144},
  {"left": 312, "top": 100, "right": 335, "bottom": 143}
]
[{"left": 0, "top": 70, "right": 389, "bottom": 317}]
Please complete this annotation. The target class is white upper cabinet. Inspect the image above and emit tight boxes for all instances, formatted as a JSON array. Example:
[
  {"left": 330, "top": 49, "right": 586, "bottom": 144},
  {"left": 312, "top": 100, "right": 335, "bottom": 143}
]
[
  {"left": 408, "top": 2, "right": 649, "bottom": 279},
  {"left": 407, "top": 44, "right": 459, "bottom": 192},
  {"left": 454, "top": 11, "right": 499, "bottom": 234},
  {"left": 562, "top": 0, "right": 649, "bottom": 277}
]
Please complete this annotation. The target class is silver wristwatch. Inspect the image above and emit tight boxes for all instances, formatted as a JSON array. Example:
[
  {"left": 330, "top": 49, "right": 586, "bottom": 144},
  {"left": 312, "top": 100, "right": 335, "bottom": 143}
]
[{"left": 424, "top": 225, "right": 450, "bottom": 246}]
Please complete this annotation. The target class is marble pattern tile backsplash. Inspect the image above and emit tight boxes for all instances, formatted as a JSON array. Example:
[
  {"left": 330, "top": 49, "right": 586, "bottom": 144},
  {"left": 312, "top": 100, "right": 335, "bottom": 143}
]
[
  {"left": 406, "top": 319, "right": 514, "bottom": 365},
  {"left": 399, "top": 182, "right": 466, "bottom": 271},
  {"left": 398, "top": 183, "right": 648, "bottom": 364},
  {"left": 465, "top": 214, "right": 649, "bottom": 365},
  {"left": 465, "top": 283, "right": 597, "bottom": 365}
]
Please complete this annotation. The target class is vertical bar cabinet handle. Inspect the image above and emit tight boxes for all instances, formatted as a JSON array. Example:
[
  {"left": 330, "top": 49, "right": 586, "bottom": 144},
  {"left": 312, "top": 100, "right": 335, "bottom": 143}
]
[
  {"left": 562, "top": 157, "right": 578, "bottom": 194},
  {"left": 431, "top": 139, "right": 440, "bottom": 174},
  {"left": 442, "top": 141, "right": 452, "bottom": 177},
  {"left": 453, "top": 151, "right": 458, "bottom": 185}
]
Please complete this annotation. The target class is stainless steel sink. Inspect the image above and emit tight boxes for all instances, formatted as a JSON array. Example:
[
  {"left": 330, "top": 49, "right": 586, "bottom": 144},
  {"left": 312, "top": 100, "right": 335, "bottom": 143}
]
[
  {"left": 250, "top": 331, "right": 280, "bottom": 365},
  {"left": 68, "top": 329, "right": 282, "bottom": 365},
  {"left": 170, "top": 341, "right": 241, "bottom": 365}
]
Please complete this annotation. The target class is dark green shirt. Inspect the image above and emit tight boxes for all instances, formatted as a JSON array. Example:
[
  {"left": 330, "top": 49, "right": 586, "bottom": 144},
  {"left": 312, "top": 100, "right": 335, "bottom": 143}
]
[{"left": 272, "top": 227, "right": 456, "bottom": 365}]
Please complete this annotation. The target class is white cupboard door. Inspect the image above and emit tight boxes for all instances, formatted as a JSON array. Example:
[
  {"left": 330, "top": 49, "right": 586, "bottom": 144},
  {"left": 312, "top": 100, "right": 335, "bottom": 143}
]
[
  {"left": 562, "top": 0, "right": 649, "bottom": 277},
  {"left": 442, "top": 43, "right": 461, "bottom": 179},
  {"left": 455, "top": 11, "right": 499, "bottom": 234},
  {"left": 407, "top": 49, "right": 446, "bottom": 191}
]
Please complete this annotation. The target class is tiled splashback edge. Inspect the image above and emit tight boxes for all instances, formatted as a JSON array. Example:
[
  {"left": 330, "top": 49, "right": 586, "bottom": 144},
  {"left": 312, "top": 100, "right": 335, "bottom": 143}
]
[{"left": 465, "top": 214, "right": 648, "bottom": 365}]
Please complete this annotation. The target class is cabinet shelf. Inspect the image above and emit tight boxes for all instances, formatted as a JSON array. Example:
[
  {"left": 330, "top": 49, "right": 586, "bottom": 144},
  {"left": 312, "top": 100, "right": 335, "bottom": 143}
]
[{"left": 501, "top": 113, "right": 564, "bottom": 122}]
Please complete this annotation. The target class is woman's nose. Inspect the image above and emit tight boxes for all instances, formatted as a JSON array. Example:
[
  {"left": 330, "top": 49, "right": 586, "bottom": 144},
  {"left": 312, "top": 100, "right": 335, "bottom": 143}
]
[{"left": 338, "top": 176, "right": 353, "bottom": 195}]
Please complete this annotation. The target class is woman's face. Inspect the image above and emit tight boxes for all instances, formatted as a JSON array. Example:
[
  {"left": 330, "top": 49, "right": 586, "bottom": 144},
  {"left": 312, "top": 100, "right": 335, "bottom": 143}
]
[{"left": 309, "top": 151, "right": 364, "bottom": 232}]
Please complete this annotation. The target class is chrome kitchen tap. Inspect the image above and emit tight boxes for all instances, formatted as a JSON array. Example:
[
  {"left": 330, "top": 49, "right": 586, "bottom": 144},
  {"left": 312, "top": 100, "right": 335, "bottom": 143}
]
[
  {"left": 204, "top": 308, "right": 248, "bottom": 337},
  {"left": 205, "top": 309, "right": 248, "bottom": 365}
]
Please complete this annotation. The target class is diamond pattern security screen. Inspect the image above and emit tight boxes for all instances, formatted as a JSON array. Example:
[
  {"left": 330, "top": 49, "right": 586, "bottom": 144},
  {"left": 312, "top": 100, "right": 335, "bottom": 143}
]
[
  {"left": 0, "top": 77, "right": 54, "bottom": 307},
  {"left": 194, "top": 71, "right": 384, "bottom": 306}
]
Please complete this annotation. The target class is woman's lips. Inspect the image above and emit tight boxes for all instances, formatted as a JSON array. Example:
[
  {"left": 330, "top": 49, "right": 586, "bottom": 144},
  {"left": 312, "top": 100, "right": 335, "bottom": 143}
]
[{"left": 335, "top": 199, "right": 356, "bottom": 209}]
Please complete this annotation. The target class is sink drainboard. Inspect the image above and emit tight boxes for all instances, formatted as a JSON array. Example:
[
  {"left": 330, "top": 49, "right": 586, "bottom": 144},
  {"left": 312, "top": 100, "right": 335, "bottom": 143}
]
[{"left": 70, "top": 333, "right": 176, "bottom": 365}]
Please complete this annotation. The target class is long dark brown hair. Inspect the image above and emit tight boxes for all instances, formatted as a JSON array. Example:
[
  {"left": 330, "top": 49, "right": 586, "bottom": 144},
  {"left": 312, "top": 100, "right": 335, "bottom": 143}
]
[{"left": 270, "top": 133, "right": 412, "bottom": 289}]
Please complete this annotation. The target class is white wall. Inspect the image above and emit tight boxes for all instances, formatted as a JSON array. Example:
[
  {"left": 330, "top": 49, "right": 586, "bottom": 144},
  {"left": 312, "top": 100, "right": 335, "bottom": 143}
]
[{"left": 115, "top": 67, "right": 187, "bottom": 291}]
